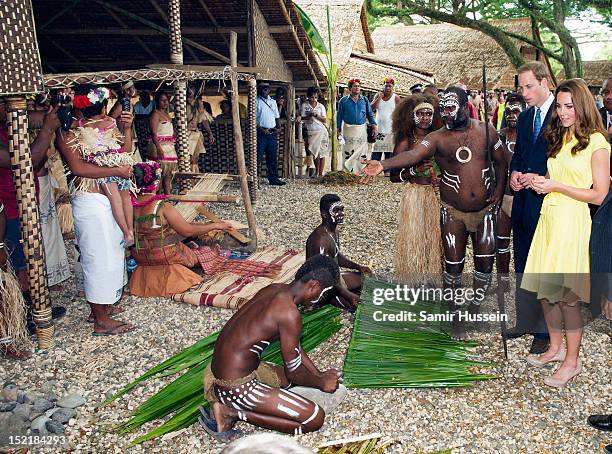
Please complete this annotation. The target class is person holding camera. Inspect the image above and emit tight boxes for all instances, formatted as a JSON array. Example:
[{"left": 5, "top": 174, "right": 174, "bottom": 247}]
[
  {"left": 0, "top": 99, "right": 67, "bottom": 336},
  {"left": 300, "top": 87, "right": 328, "bottom": 177}
]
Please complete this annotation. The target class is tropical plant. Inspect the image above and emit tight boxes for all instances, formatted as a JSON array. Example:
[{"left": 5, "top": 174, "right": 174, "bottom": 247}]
[
  {"left": 106, "top": 306, "right": 343, "bottom": 445},
  {"left": 366, "top": 0, "right": 612, "bottom": 78},
  {"left": 295, "top": 4, "right": 340, "bottom": 171},
  {"left": 343, "top": 278, "right": 497, "bottom": 388}
]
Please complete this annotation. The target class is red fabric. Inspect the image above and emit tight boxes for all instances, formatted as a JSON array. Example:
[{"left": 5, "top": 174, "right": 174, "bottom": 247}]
[
  {"left": 192, "top": 246, "right": 273, "bottom": 277},
  {"left": 468, "top": 102, "right": 478, "bottom": 120},
  {"left": 0, "top": 126, "right": 40, "bottom": 219}
]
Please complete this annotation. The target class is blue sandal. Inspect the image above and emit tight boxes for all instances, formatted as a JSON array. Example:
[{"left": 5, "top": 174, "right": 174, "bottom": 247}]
[{"left": 198, "top": 406, "right": 242, "bottom": 443}]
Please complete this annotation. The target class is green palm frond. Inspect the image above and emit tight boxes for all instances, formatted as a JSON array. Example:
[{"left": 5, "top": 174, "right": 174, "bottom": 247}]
[
  {"left": 343, "top": 278, "right": 497, "bottom": 388},
  {"left": 295, "top": 3, "right": 328, "bottom": 55},
  {"left": 107, "top": 306, "right": 342, "bottom": 444}
]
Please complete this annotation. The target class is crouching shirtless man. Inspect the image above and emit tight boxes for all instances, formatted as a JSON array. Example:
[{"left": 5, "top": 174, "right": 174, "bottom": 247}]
[
  {"left": 202, "top": 255, "right": 342, "bottom": 441},
  {"left": 361, "top": 86, "right": 507, "bottom": 339},
  {"left": 306, "top": 194, "right": 372, "bottom": 311}
]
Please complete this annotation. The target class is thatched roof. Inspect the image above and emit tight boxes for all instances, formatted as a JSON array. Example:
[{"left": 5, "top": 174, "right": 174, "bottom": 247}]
[
  {"left": 339, "top": 53, "right": 434, "bottom": 95},
  {"left": 294, "top": 0, "right": 374, "bottom": 69},
  {"left": 32, "top": 0, "right": 324, "bottom": 84},
  {"left": 556, "top": 60, "right": 612, "bottom": 89},
  {"left": 372, "top": 17, "right": 547, "bottom": 90}
]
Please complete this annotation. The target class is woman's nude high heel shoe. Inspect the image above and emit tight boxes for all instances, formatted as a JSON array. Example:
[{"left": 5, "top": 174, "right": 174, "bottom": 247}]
[
  {"left": 526, "top": 348, "right": 566, "bottom": 368},
  {"left": 544, "top": 359, "right": 582, "bottom": 388}
]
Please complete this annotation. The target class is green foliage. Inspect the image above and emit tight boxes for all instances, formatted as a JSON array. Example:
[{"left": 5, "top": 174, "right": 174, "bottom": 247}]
[
  {"left": 343, "top": 278, "right": 497, "bottom": 388},
  {"left": 368, "top": 0, "right": 612, "bottom": 76},
  {"left": 107, "top": 306, "right": 343, "bottom": 445},
  {"left": 295, "top": 3, "right": 329, "bottom": 54}
]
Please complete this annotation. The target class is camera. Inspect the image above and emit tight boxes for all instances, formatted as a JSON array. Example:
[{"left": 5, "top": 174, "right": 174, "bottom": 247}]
[{"left": 121, "top": 98, "right": 131, "bottom": 112}]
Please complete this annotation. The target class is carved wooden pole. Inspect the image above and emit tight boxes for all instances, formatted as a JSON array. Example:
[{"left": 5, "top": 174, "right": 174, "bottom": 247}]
[
  {"left": 230, "top": 32, "right": 258, "bottom": 251},
  {"left": 247, "top": 78, "right": 258, "bottom": 202},
  {"left": 6, "top": 97, "right": 53, "bottom": 349},
  {"left": 168, "top": 0, "right": 189, "bottom": 191}
]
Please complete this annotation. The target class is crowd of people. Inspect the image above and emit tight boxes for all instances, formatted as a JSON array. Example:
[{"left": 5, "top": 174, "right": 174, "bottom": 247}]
[{"left": 0, "top": 62, "right": 610, "bottom": 447}]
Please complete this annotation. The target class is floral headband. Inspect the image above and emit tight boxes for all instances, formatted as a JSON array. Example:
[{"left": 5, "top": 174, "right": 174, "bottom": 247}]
[
  {"left": 73, "top": 87, "right": 110, "bottom": 109},
  {"left": 348, "top": 78, "right": 361, "bottom": 87},
  {"left": 384, "top": 77, "right": 395, "bottom": 86},
  {"left": 135, "top": 161, "right": 162, "bottom": 192}
]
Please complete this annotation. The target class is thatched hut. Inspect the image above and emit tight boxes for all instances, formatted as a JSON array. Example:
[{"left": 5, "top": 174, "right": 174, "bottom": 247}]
[
  {"left": 34, "top": 0, "right": 325, "bottom": 181},
  {"left": 556, "top": 60, "right": 612, "bottom": 94},
  {"left": 294, "top": 0, "right": 434, "bottom": 94},
  {"left": 0, "top": 0, "right": 327, "bottom": 347},
  {"left": 372, "top": 18, "right": 553, "bottom": 90}
]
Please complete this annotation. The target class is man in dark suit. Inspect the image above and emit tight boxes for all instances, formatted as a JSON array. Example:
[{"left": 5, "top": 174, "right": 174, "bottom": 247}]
[
  {"left": 599, "top": 76, "right": 612, "bottom": 144},
  {"left": 586, "top": 188, "right": 612, "bottom": 447},
  {"left": 508, "top": 61, "right": 555, "bottom": 353}
]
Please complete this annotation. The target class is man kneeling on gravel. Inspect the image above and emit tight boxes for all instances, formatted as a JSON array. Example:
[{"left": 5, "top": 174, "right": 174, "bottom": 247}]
[{"left": 199, "top": 255, "right": 343, "bottom": 442}]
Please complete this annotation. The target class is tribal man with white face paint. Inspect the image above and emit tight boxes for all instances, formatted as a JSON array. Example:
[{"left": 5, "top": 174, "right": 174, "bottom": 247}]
[
  {"left": 361, "top": 86, "right": 508, "bottom": 339},
  {"left": 496, "top": 92, "right": 527, "bottom": 290},
  {"left": 201, "top": 255, "right": 343, "bottom": 442},
  {"left": 305, "top": 194, "right": 372, "bottom": 311}
]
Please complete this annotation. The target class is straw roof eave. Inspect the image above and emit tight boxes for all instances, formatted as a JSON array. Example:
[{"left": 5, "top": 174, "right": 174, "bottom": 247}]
[{"left": 372, "top": 17, "right": 548, "bottom": 90}]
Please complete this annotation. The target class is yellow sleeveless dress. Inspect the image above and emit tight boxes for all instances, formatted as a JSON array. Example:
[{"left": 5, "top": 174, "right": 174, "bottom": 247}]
[{"left": 522, "top": 132, "right": 610, "bottom": 303}]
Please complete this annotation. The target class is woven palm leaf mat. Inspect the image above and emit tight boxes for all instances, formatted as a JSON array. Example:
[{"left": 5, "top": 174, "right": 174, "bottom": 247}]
[
  {"left": 171, "top": 247, "right": 303, "bottom": 309},
  {"left": 342, "top": 278, "right": 496, "bottom": 388}
]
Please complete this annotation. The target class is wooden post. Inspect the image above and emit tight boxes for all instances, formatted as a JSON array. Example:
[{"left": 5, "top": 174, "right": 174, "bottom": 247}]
[
  {"left": 6, "top": 97, "right": 53, "bottom": 350},
  {"left": 230, "top": 32, "right": 258, "bottom": 251},
  {"left": 167, "top": 0, "right": 190, "bottom": 191},
  {"left": 247, "top": 78, "right": 258, "bottom": 202}
]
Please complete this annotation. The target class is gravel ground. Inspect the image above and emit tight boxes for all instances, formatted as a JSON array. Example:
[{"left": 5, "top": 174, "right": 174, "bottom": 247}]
[{"left": 1, "top": 178, "right": 610, "bottom": 454}]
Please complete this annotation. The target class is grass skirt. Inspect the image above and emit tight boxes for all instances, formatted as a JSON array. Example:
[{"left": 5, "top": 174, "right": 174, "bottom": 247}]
[
  {"left": 394, "top": 183, "right": 443, "bottom": 277},
  {"left": 0, "top": 267, "right": 29, "bottom": 349}
]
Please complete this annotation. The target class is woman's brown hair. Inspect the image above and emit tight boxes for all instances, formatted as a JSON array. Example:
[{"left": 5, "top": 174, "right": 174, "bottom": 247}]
[
  {"left": 545, "top": 78, "right": 607, "bottom": 158},
  {"left": 392, "top": 93, "right": 442, "bottom": 148}
]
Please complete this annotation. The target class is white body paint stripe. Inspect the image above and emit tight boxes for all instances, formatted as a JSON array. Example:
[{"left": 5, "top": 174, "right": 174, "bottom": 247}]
[
  {"left": 277, "top": 404, "right": 300, "bottom": 417},
  {"left": 302, "top": 403, "right": 320, "bottom": 425}
]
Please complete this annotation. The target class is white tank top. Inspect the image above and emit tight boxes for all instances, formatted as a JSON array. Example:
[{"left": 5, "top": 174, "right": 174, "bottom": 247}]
[{"left": 375, "top": 94, "right": 397, "bottom": 135}]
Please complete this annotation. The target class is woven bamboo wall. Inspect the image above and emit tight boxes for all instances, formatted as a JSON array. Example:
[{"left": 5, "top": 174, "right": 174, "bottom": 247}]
[
  {"left": 253, "top": 2, "right": 293, "bottom": 83},
  {"left": 201, "top": 120, "right": 289, "bottom": 179},
  {"left": 0, "top": 0, "right": 44, "bottom": 95}
]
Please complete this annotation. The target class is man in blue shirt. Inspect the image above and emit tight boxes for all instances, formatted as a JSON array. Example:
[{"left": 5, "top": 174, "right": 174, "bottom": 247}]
[
  {"left": 256, "top": 82, "right": 285, "bottom": 186},
  {"left": 336, "top": 79, "right": 376, "bottom": 173}
]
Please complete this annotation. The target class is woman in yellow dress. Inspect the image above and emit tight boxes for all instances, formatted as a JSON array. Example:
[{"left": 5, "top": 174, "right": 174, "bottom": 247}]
[{"left": 522, "top": 79, "right": 610, "bottom": 387}]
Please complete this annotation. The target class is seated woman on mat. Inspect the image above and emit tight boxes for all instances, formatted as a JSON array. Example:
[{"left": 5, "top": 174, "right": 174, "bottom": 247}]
[{"left": 130, "top": 161, "right": 279, "bottom": 297}]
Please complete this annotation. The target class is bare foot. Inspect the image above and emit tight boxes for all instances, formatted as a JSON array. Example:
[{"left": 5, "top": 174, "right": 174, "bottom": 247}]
[
  {"left": 88, "top": 306, "right": 126, "bottom": 323},
  {"left": 93, "top": 317, "right": 135, "bottom": 335},
  {"left": 536, "top": 346, "right": 564, "bottom": 363},
  {"left": 211, "top": 402, "right": 238, "bottom": 433}
]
